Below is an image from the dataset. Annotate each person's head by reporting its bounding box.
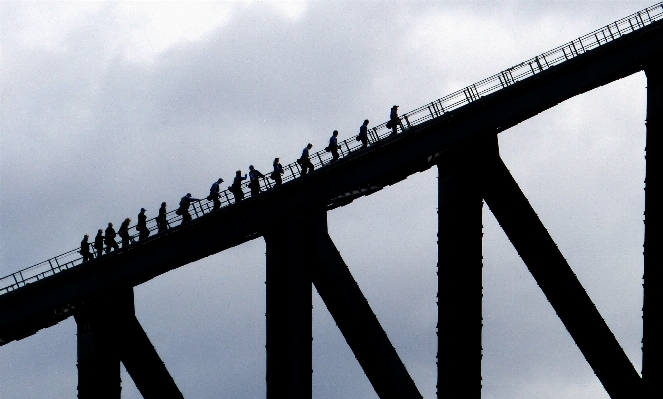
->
[140,208,146,213]
[333,130,338,136]
[217,178,224,183]
[236,170,242,176]
[98,229,103,234]
[249,165,254,171]
[392,105,399,109]
[186,193,192,197]
[274,157,279,164]
[84,234,89,239]
[161,202,166,208]
[108,222,113,227]
[307,143,313,149]
[124,218,131,223]
[363,119,369,125]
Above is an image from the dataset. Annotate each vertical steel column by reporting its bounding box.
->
[74,298,122,399]
[643,59,663,398]
[437,145,483,399]
[264,218,313,399]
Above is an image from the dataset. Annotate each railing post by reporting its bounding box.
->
[437,143,484,399]
[643,58,663,398]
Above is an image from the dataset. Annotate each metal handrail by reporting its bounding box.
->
[2,2,662,296]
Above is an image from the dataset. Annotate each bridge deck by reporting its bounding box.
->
[2,3,663,345]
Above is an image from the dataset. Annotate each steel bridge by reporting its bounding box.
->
[1,3,662,398]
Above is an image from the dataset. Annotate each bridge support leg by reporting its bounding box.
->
[436,149,483,398]
[307,212,422,399]
[479,135,642,398]
[117,291,184,399]
[74,298,122,399]
[643,59,663,398]
[264,220,313,399]
[75,290,183,399]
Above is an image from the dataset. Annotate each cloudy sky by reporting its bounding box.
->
[0,1,656,398]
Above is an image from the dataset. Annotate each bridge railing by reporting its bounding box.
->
[2,2,662,296]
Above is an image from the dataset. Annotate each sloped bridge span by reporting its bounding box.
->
[1,3,662,398]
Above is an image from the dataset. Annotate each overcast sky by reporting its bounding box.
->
[0,1,656,398]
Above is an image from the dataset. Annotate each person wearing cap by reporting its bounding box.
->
[105,222,119,253]
[299,143,315,176]
[230,171,247,203]
[389,105,400,136]
[94,229,104,257]
[177,193,201,223]
[80,234,94,262]
[156,202,170,232]
[358,120,369,149]
[209,178,225,210]
[248,165,264,197]
[328,130,340,162]
[137,208,150,240]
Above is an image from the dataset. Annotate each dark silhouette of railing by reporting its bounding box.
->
[1,2,662,296]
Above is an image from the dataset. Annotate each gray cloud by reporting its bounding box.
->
[0,1,655,398]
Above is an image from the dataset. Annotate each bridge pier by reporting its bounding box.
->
[264,219,313,399]
[74,296,123,399]
[74,290,183,399]
[643,58,663,398]
[436,146,483,399]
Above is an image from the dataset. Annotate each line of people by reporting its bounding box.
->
[79,108,403,262]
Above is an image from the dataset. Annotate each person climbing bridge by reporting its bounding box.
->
[208,178,224,211]
[248,165,264,197]
[137,208,150,240]
[388,105,400,136]
[94,229,104,258]
[299,143,315,176]
[230,171,247,203]
[271,158,284,186]
[105,222,119,254]
[80,234,94,262]
[358,119,369,149]
[328,130,340,162]
[156,202,170,232]
[119,218,132,247]
[177,193,201,223]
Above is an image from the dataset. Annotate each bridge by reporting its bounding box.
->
[1,3,662,398]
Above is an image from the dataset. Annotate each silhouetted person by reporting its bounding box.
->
[358,119,369,149]
[119,218,131,247]
[248,165,264,196]
[177,193,201,223]
[105,223,119,254]
[157,202,170,232]
[94,229,104,257]
[80,234,94,262]
[328,130,340,162]
[271,158,284,186]
[389,105,400,136]
[231,171,247,203]
[299,143,314,176]
[137,208,150,240]
[209,178,224,210]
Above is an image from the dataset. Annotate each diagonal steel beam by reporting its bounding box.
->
[118,291,183,399]
[307,213,422,399]
[479,135,642,398]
